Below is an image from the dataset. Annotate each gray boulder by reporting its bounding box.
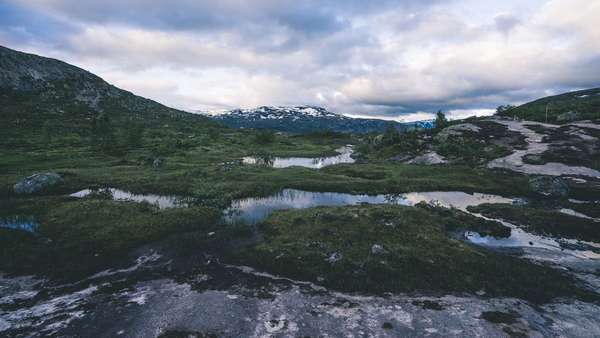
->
[14,172,63,195]
[371,244,388,255]
[326,252,343,264]
[556,111,581,123]
[434,123,481,142]
[406,152,447,165]
[529,176,569,198]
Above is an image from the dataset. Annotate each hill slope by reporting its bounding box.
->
[499,88,600,123]
[201,106,409,134]
[0,45,213,148]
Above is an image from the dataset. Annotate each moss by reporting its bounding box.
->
[468,203,600,242]
[228,205,593,303]
[0,198,221,279]
[158,331,217,338]
[480,311,520,324]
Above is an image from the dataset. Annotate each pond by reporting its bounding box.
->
[242,146,355,169]
[0,216,39,233]
[224,189,515,225]
[70,188,186,209]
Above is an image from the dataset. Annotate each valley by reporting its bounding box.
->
[1,46,600,337]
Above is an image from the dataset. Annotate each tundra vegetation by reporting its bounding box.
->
[1,46,600,310]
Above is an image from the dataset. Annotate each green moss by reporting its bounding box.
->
[468,203,600,242]
[228,205,592,303]
[0,198,221,279]
[481,311,520,324]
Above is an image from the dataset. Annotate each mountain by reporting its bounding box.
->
[200,106,408,134]
[498,87,600,123]
[0,45,212,147]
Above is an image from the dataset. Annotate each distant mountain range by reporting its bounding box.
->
[199,106,432,134]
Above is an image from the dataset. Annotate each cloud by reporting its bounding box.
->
[1,0,599,118]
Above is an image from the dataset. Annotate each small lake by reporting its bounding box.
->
[70,188,186,209]
[0,216,39,233]
[224,189,515,225]
[242,146,355,169]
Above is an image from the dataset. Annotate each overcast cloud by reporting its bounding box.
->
[1,0,599,120]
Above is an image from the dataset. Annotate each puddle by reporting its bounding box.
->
[224,188,600,259]
[70,188,186,209]
[224,189,515,225]
[242,146,354,169]
[0,216,39,233]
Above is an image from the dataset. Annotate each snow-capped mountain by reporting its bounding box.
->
[200,106,408,134]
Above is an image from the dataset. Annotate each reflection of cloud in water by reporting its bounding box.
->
[70,188,185,209]
[224,189,514,225]
[243,146,355,169]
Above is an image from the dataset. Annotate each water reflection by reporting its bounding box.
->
[224,189,514,225]
[70,188,186,209]
[242,146,355,169]
[0,216,39,233]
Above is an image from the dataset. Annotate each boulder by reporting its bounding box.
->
[435,123,481,142]
[529,176,570,198]
[152,158,163,168]
[406,152,447,165]
[14,172,63,195]
[326,252,343,264]
[371,244,388,255]
[556,111,581,123]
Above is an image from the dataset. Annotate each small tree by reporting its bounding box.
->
[91,113,117,153]
[254,129,275,144]
[41,120,54,144]
[123,120,145,148]
[382,124,400,145]
[496,105,516,115]
[435,110,448,130]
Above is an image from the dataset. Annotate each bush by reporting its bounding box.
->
[254,129,275,144]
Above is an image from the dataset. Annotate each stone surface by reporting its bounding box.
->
[371,244,388,255]
[406,152,447,165]
[556,111,581,123]
[13,172,63,195]
[529,176,570,198]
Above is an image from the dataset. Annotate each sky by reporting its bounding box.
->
[1,0,599,122]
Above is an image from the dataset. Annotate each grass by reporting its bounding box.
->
[496,87,600,123]
[227,204,593,303]
[0,197,221,279]
[468,203,600,242]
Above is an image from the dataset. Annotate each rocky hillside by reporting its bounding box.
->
[201,106,410,134]
[498,87,600,123]
[0,45,212,147]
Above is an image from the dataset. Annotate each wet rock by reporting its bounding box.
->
[326,252,342,264]
[152,158,163,168]
[435,123,481,142]
[13,172,63,195]
[529,176,570,198]
[412,300,444,311]
[523,154,545,165]
[371,244,388,255]
[480,311,520,324]
[406,152,447,165]
[556,111,581,123]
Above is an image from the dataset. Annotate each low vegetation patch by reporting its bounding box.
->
[229,204,592,303]
[468,203,600,242]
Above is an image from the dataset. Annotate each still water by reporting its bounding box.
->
[224,189,514,225]
[242,146,355,169]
